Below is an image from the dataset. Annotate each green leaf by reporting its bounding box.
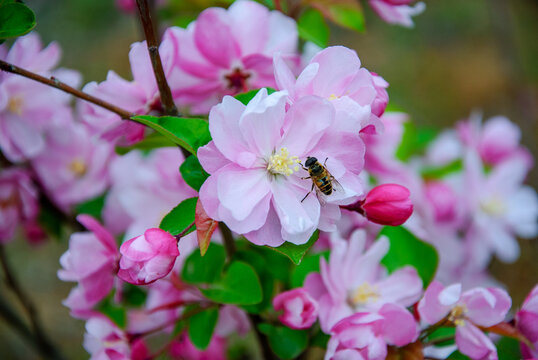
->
[123,283,147,307]
[421,159,463,180]
[74,193,106,220]
[497,336,522,360]
[308,0,365,32]
[115,132,176,155]
[131,115,211,156]
[379,226,439,286]
[258,323,308,359]
[268,230,319,265]
[310,328,330,349]
[448,350,470,360]
[188,307,219,350]
[290,251,328,287]
[298,8,329,48]
[159,197,197,236]
[396,121,437,161]
[234,88,276,105]
[97,295,126,328]
[234,249,275,314]
[0,3,36,39]
[180,155,209,191]
[182,243,226,284]
[427,327,455,347]
[200,261,262,305]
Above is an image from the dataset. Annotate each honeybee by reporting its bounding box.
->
[300,157,343,203]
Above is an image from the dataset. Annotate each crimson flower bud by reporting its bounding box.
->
[344,184,413,226]
[118,228,179,285]
[273,289,319,329]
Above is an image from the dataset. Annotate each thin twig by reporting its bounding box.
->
[0,245,65,360]
[218,222,236,261]
[174,221,196,242]
[135,0,178,116]
[0,60,134,119]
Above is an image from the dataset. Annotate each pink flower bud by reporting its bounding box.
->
[361,184,413,226]
[118,228,179,285]
[273,289,319,329]
[517,285,538,359]
[371,72,389,117]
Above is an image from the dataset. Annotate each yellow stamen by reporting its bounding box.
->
[448,304,467,326]
[68,159,87,177]
[266,147,300,176]
[7,96,24,115]
[328,94,339,101]
[350,282,380,306]
[480,196,505,216]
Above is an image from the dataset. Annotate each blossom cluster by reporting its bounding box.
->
[0,0,536,359]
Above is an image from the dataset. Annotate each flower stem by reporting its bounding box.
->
[0,245,65,360]
[218,222,236,261]
[174,221,196,242]
[0,60,134,119]
[135,0,178,117]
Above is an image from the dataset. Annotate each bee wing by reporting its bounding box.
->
[314,186,328,206]
[314,170,345,205]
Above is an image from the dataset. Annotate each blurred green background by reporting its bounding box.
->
[1,0,537,358]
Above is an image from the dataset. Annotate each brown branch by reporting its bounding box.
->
[174,221,196,242]
[218,222,236,261]
[135,0,178,116]
[0,245,65,360]
[0,60,134,120]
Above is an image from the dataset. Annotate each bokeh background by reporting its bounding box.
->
[1,0,537,358]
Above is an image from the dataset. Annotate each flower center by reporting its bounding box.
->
[68,159,87,177]
[480,196,505,216]
[7,96,23,115]
[267,147,300,176]
[448,304,468,326]
[328,94,340,100]
[225,67,251,93]
[350,282,380,307]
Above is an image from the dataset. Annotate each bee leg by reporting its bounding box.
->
[323,157,328,166]
[301,176,311,180]
[301,183,315,203]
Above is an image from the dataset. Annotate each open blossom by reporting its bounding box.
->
[325,304,418,360]
[118,228,180,285]
[58,215,119,318]
[168,0,299,114]
[198,89,365,246]
[418,281,511,360]
[79,35,176,144]
[83,316,149,360]
[274,46,385,134]
[304,230,422,332]
[102,148,196,239]
[368,0,425,28]
[0,168,40,243]
[516,284,538,359]
[31,122,114,212]
[0,33,81,162]
[273,288,319,329]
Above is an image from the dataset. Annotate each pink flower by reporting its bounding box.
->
[517,285,538,359]
[58,215,119,318]
[368,0,425,28]
[198,89,365,247]
[424,181,461,225]
[418,281,511,360]
[102,148,196,239]
[274,46,384,134]
[273,288,319,329]
[346,183,413,226]
[31,122,114,211]
[0,168,40,243]
[168,0,299,114]
[304,230,422,332]
[83,316,149,360]
[169,333,226,360]
[118,228,179,285]
[0,33,81,162]
[325,304,418,360]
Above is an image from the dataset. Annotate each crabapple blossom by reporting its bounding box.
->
[58,215,119,318]
[368,0,426,28]
[167,0,299,114]
[31,122,114,212]
[304,230,422,332]
[0,33,81,162]
[325,304,418,360]
[273,288,319,329]
[516,284,538,359]
[102,148,196,239]
[169,333,226,360]
[274,46,384,134]
[343,183,413,226]
[418,281,511,360]
[118,228,180,285]
[0,168,40,243]
[198,89,365,246]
